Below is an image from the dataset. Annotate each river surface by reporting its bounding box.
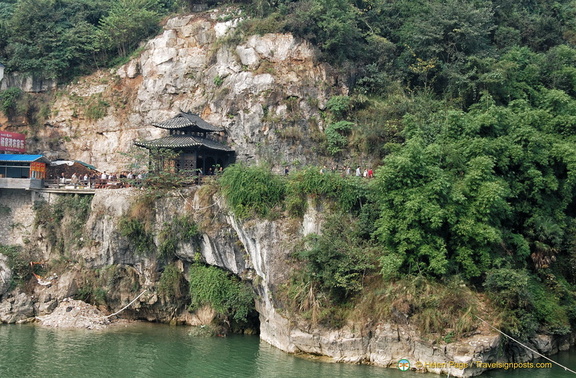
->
[0,323,574,378]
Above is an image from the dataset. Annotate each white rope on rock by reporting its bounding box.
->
[104,289,148,319]
[176,190,221,211]
[192,199,221,211]
[475,315,576,375]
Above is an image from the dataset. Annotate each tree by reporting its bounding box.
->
[96,0,162,57]
[295,213,376,303]
[374,93,576,278]
[282,0,363,62]
[3,0,105,79]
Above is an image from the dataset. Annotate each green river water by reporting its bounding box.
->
[0,323,574,378]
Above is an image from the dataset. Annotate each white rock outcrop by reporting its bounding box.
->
[0,254,11,296]
[36,298,109,330]
[32,10,344,174]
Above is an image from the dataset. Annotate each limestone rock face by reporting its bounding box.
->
[28,9,344,174]
[0,189,37,246]
[0,290,34,324]
[0,254,11,296]
[0,72,57,92]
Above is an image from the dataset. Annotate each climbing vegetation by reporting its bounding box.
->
[117,195,156,255]
[0,87,23,116]
[0,244,40,289]
[188,263,255,324]
[118,217,155,255]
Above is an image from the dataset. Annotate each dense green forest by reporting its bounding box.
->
[221,0,576,340]
[0,0,189,79]
[2,0,576,341]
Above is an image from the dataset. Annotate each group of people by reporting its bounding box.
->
[56,166,227,189]
[94,171,146,188]
[353,166,374,178]
[316,165,374,178]
[59,171,145,189]
[57,164,375,189]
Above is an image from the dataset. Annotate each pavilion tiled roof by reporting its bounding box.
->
[152,112,224,132]
[134,135,233,152]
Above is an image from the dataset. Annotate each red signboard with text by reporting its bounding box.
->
[30,162,46,179]
[0,131,26,153]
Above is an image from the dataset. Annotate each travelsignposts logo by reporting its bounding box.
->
[398,359,410,371]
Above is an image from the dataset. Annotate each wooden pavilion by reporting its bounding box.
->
[134,112,234,175]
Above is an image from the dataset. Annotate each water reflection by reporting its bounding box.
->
[0,323,573,378]
[0,323,429,378]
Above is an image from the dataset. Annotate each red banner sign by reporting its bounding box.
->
[0,131,26,153]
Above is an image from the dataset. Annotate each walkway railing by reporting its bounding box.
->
[43,175,207,190]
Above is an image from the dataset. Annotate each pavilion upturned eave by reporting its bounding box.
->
[134,135,233,152]
[151,112,224,133]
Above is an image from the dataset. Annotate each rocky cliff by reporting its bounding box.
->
[1,187,574,377]
[16,8,345,174]
[0,8,574,378]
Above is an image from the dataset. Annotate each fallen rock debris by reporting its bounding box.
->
[36,298,110,330]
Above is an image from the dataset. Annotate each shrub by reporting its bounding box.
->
[75,285,107,305]
[326,95,351,119]
[294,213,376,303]
[325,121,353,155]
[188,264,254,324]
[484,268,571,338]
[484,268,530,309]
[243,12,286,34]
[0,87,23,116]
[118,217,155,255]
[85,96,109,120]
[219,164,285,219]
[285,166,367,215]
[528,279,570,335]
